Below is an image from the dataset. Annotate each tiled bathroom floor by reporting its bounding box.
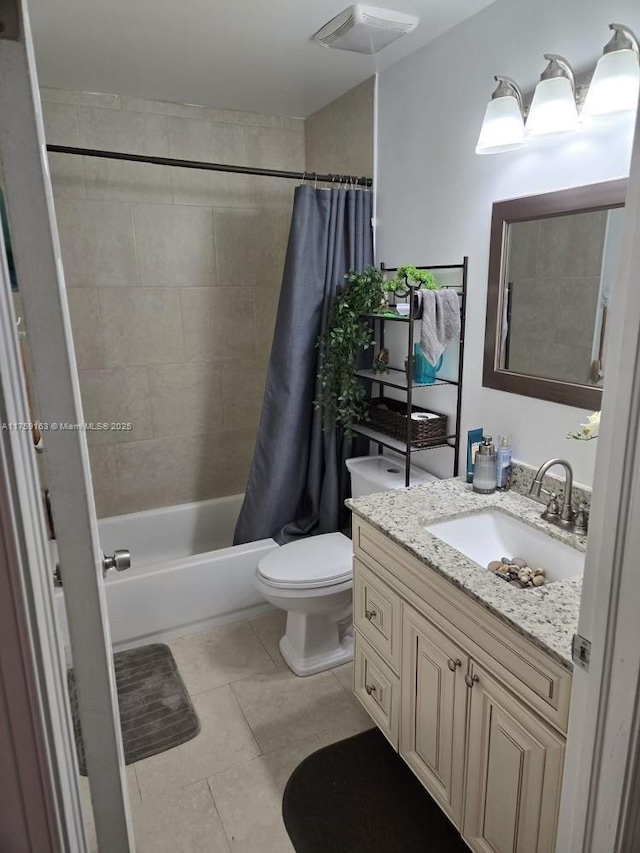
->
[80,610,373,852]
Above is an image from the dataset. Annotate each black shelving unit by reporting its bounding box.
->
[353,258,468,487]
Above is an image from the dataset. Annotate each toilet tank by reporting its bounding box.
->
[345,455,438,498]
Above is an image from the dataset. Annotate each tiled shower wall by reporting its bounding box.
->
[41,88,304,517]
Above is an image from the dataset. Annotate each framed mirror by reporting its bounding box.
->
[482,179,627,409]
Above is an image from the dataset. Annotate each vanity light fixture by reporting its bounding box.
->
[582,24,640,119]
[475,76,528,155]
[526,54,580,137]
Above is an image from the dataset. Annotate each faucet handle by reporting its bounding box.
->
[574,501,589,535]
[545,491,560,517]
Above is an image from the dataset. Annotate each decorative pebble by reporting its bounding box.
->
[512,557,527,568]
[533,567,546,577]
[487,560,502,573]
[533,575,545,587]
[518,570,531,584]
[500,557,511,565]
[509,579,524,588]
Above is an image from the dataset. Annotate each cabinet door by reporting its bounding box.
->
[463,662,565,853]
[401,605,469,827]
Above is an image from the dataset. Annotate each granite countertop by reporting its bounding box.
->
[347,478,585,671]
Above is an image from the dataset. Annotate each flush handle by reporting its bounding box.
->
[447,658,461,672]
[102,549,131,577]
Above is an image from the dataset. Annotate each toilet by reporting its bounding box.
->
[255,455,438,676]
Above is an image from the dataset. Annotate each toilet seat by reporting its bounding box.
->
[257,532,352,590]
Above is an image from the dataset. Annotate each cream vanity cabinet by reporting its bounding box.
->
[352,517,571,853]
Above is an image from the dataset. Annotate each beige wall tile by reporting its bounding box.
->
[181,287,256,362]
[78,366,152,447]
[114,428,255,512]
[77,106,169,156]
[132,780,230,852]
[55,198,137,288]
[246,126,305,172]
[147,362,224,439]
[120,96,210,121]
[49,152,86,200]
[84,160,173,204]
[305,77,374,178]
[213,209,289,288]
[250,175,297,210]
[88,446,121,518]
[133,204,215,286]
[206,107,281,128]
[98,288,185,367]
[167,116,249,164]
[221,359,267,431]
[253,287,280,360]
[42,102,79,146]
[41,88,122,109]
[280,117,305,133]
[167,117,251,207]
[67,289,106,369]
[538,210,608,278]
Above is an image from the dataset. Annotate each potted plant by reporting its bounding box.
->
[315,266,385,431]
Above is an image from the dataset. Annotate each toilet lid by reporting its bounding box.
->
[257,532,352,589]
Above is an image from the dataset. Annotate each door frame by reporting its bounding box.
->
[556,107,640,851]
[0,0,134,849]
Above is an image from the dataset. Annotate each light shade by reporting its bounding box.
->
[582,49,640,118]
[526,77,580,137]
[476,95,527,155]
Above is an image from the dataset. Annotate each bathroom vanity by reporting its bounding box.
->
[347,479,584,853]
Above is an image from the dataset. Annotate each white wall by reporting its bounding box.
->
[376,0,640,487]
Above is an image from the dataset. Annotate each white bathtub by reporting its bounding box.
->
[55,494,278,651]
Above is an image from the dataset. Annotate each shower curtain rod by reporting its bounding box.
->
[46,145,373,187]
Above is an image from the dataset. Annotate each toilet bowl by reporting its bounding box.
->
[255,455,438,676]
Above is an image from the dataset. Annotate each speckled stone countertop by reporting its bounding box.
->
[347,479,585,671]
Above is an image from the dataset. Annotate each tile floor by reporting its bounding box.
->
[80,610,373,852]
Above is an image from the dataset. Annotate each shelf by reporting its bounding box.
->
[360,311,412,323]
[352,423,458,455]
[355,368,458,390]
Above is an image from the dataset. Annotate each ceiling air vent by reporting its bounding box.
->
[314,4,419,54]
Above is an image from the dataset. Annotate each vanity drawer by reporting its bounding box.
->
[354,631,400,749]
[354,558,402,672]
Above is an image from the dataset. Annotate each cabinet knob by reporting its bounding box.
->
[447,658,461,672]
[365,683,376,695]
[364,609,377,621]
[464,673,479,689]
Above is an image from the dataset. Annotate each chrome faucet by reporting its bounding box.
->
[528,457,588,534]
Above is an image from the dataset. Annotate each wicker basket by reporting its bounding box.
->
[366,397,448,447]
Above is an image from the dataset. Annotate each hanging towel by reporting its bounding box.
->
[419,290,461,365]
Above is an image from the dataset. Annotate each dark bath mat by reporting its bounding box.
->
[283,728,467,853]
[68,643,200,775]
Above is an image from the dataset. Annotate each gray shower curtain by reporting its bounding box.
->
[234,185,374,545]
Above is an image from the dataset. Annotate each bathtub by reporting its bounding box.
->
[55,494,278,651]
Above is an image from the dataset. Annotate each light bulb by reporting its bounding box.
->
[526,55,579,137]
[582,24,639,118]
[476,77,528,155]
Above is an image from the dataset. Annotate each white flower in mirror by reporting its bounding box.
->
[567,411,600,441]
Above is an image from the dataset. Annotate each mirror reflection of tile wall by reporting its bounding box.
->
[503,208,623,386]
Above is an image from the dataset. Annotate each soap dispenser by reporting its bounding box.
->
[473,436,497,494]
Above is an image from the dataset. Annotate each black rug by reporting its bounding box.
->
[283,728,468,853]
[68,643,200,775]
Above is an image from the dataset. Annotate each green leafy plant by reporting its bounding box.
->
[390,265,439,293]
[315,266,385,431]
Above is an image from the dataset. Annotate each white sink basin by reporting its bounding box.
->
[425,510,584,583]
